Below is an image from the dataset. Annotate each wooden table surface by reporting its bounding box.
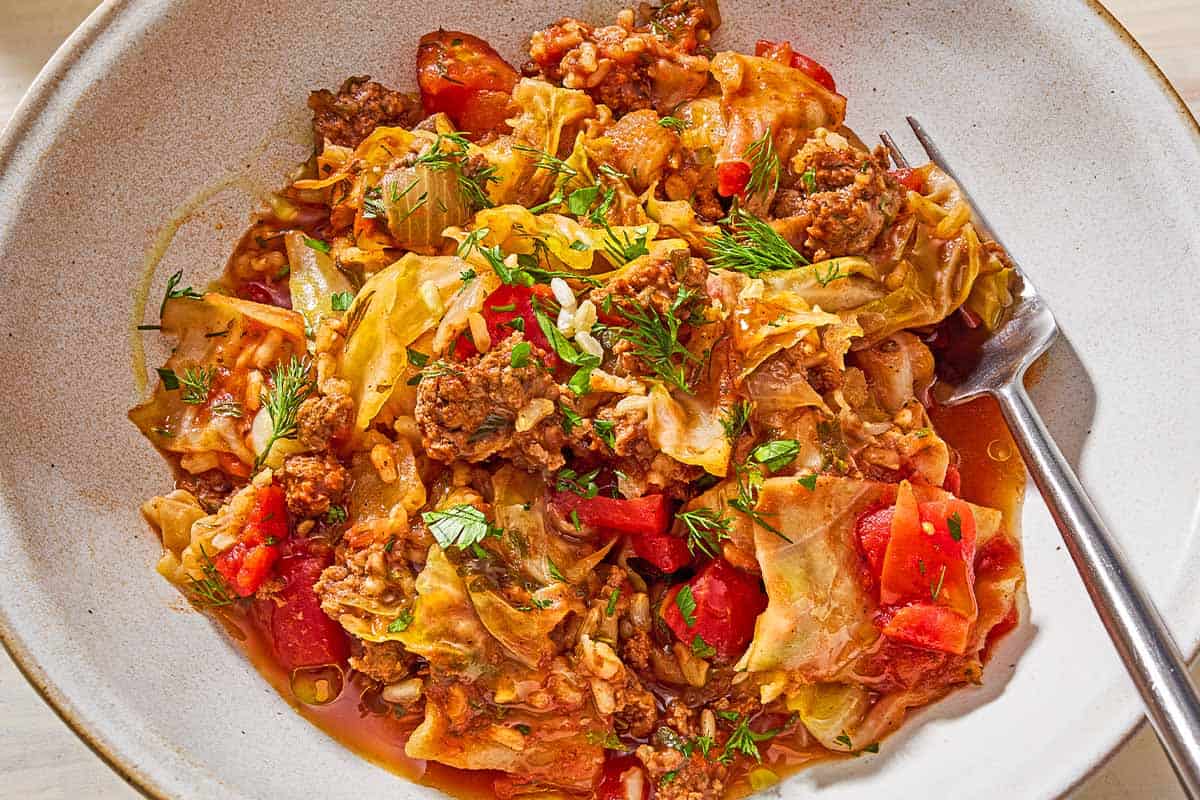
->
[0,1,1197,797]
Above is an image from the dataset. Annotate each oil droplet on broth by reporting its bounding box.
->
[987,439,1012,462]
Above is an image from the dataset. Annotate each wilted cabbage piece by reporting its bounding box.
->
[480,79,597,207]
[284,231,353,333]
[646,383,731,477]
[129,293,307,469]
[394,544,495,671]
[337,253,467,430]
[406,687,605,791]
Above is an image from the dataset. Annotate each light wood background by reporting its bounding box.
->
[0,1,1197,797]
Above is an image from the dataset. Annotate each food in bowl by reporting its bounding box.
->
[130,2,1025,796]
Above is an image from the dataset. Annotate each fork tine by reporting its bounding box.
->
[879,131,910,169]
[905,115,1002,242]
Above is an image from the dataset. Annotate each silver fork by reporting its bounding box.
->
[883,117,1200,798]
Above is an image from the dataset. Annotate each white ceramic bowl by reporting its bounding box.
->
[1,1,1198,798]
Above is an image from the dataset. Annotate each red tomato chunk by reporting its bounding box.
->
[662,560,767,661]
[417,31,517,137]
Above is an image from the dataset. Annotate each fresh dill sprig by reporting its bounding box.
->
[743,128,781,200]
[709,207,810,277]
[513,143,578,180]
[254,356,314,470]
[677,508,731,558]
[658,116,688,133]
[720,400,753,442]
[728,463,791,543]
[413,131,497,211]
[179,366,214,405]
[159,269,203,319]
[187,545,238,607]
[613,286,699,393]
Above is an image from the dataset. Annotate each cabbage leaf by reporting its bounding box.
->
[337,253,468,430]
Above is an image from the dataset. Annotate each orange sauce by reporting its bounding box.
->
[213,397,1026,799]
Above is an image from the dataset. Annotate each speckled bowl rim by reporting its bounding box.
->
[1,1,1197,799]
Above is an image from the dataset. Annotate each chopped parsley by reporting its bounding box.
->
[593,419,616,449]
[691,635,716,659]
[947,511,963,541]
[330,291,354,312]
[422,505,501,551]
[751,439,800,473]
[559,404,583,434]
[606,587,620,616]
[556,467,600,499]
[797,473,818,491]
[509,340,532,368]
[674,585,697,626]
[324,505,348,525]
[387,608,414,633]
[546,557,567,583]
[156,367,180,391]
[406,347,430,367]
[303,236,330,254]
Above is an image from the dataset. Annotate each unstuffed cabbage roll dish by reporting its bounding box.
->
[131,2,1026,797]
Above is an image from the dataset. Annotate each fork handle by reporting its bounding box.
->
[996,380,1200,798]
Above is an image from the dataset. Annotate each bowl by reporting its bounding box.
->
[1,1,1198,797]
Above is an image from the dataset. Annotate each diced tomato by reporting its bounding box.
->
[880,493,977,616]
[596,754,650,800]
[631,527,692,573]
[417,31,518,137]
[942,462,962,495]
[551,492,672,537]
[754,39,837,92]
[453,283,557,364]
[243,484,289,545]
[662,560,767,661]
[716,159,751,197]
[881,604,972,654]
[214,485,290,597]
[889,167,925,192]
[256,554,349,670]
[855,483,980,655]
[854,504,894,577]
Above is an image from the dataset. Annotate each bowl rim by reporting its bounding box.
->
[0,1,1196,798]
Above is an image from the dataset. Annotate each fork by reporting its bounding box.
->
[883,117,1200,798]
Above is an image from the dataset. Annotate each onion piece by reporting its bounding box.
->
[381,165,470,252]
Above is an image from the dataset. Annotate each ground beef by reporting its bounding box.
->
[308,75,422,149]
[635,746,727,800]
[772,143,902,262]
[175,468,236,513]
[414,336,567,472]
[588,252,708,320]
[351,640,415,685]
[614,675,659,738]
[296,392,354,450]
[279,453,349,518]
[524,2,714,115]
[594,404,701,499]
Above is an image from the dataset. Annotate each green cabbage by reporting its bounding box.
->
[284,231,353,334]
[646,383,731,477]
[129,293,307,467]
[337,253,467,430]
